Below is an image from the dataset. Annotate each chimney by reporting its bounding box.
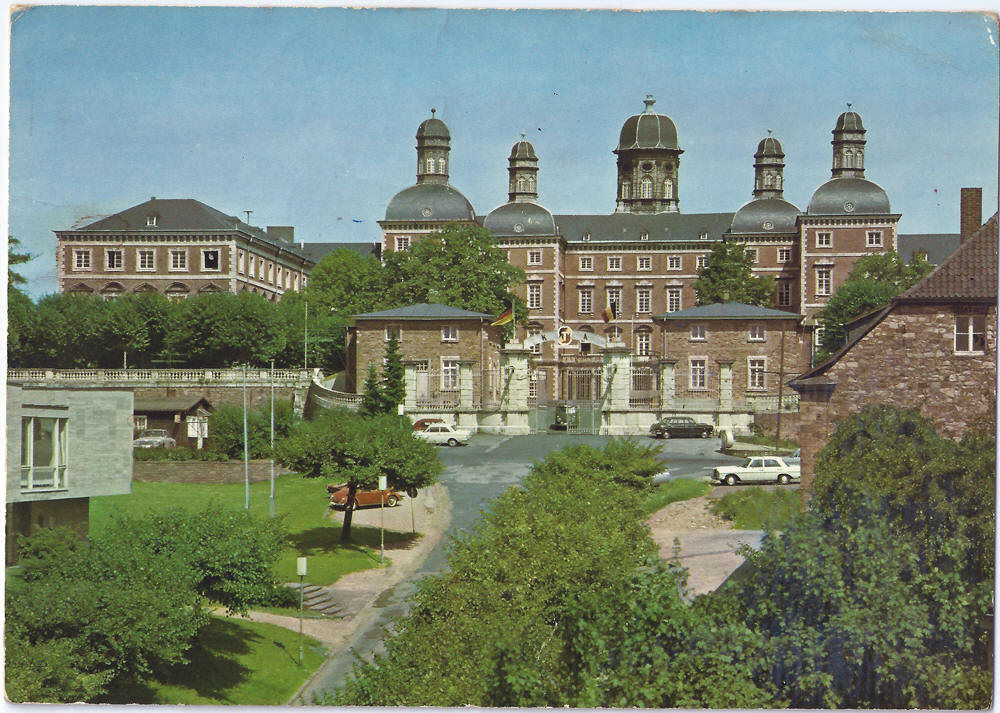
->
[960,188,982,242]
[266,226,295,244]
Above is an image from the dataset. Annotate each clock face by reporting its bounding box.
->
[762,220,774,231]
[421,207,432,217]
[843,201,855,213]
[513,223,524,233]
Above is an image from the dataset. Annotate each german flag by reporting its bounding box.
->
[491,306,514,327]
[601,304,617,323]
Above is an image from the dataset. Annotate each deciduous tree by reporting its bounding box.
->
[693,241,774,307]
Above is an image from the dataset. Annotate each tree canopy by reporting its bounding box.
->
[693,241,775,307]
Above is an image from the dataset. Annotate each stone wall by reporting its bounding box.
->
[133,459,295,484]
[752,411,801,441]
[133,385,300,412]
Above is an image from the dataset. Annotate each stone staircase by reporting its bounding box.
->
[286,582,344,617]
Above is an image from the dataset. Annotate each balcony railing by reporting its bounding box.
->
[8,367,314,386]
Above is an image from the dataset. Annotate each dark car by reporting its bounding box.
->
[649,416,714,439]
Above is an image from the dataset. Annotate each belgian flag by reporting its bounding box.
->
[601,304,617,323]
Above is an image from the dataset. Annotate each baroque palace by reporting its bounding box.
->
[377,97,917,400]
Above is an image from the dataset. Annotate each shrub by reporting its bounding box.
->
[133,446,229,462]
[709,488,802,530]
[209,401,297,460]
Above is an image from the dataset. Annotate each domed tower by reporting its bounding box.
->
[831,104,866,179]
[614,95,683,214]
[753,131,786,200]
[508,135,539,203]
[416,108,451,185]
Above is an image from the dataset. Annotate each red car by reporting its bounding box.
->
[327,484,404,510]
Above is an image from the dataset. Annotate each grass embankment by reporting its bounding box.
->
[641,477,712,516]
[91,475,419,585]
[709,488,802,530]
[733,434,800,451]
[110,616,326,705]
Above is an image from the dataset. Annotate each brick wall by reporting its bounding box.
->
[961,188,983,241]
[752,411,800,441]
[796,302,997,492]
[133,385,299,411]
[133,459,295,484]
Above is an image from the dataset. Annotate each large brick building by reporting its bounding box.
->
[378,100,950,399]
[790,211,998,492]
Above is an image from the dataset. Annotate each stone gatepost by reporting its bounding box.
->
[658,360,676,412]
[458,360,475,410]
[499,344,530,435]
[600,343,632,435]
[717,360,734,411]
[402,360,421,412]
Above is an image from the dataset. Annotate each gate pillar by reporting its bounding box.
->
[658,360,676,411]
[600,344,632,435]
[718,360,734,411]
[458,360,475,410]
[402,360,420,411]
[500,344,530,435]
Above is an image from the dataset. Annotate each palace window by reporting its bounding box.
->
[745,248,759,263]
[527,283,542,309]
[697,254,708,270]
[748,358,766,390]
[606,326,623,342]
[20,416,68,491]
[607,287,622,314]
[395,236,411,251]
[690,324,706,341]
[638,256,651,270]
[699,231,709,240]
[636,331,651,356]
[579,288,593,314]
[527,250,542,266]
[668,255,681,270]
[640,177,653,199]
[689,358,707,390]
[664,179,674,199]
[267,262,274,283]
[621,182,631,200]
[441,359,460,391]
[867,231,883,247]
[106,249,123,270]
[527,325,542,354]
[146,215,158,227]
[816,232,832,248]
[778,247,792,262]
[816,267,832,296]
[441,325,459,342]
[73,249,92,270]
[138,249,155,271]
[425,158,435,173]
[637,288,651,314]
[236,250,245,274]
[777,280,792,306]
[579,256,593,271]
[666,287,682,313]
[749,325,766,341]
[169,249,188,271]
[202,249,220,271]
[608,256,622,271]
[954,315,986,354]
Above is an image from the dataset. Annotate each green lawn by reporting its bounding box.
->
[90,475,420,585]
[709,488,803,530]
[108,615,326,705]
[733,434,800,451]
[641,477,712,516]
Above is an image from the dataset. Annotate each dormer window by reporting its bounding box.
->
[699,231,708,240]
[146,215,158,227]
[640,232,649,241]
[582,232,591,242]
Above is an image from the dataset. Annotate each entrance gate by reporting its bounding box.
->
[529,366,603,435]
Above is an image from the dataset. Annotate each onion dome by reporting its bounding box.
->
[385,183,475,222]
[483,201,555,237]
[835,111,864,132]
[416,115,450,140]
[807,177,890,216]
[755,135,784,159]
[730,198,801,233]
[510,140,536,160]
[616,95,679,151]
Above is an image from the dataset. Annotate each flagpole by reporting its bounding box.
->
[512,297,516,342]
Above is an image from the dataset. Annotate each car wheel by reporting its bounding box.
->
[724,474,738,486]
[662,431,671,439]
[447,438,459,447]
[386,494,399,507]
[701,430,711,439]
[777,474,791,485]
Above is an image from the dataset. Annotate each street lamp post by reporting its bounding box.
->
[297,556,307,665]
[270,359,275,519]
[243,364,249,511]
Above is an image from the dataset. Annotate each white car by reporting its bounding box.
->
[413,423,471,447]
[711,456,800,486]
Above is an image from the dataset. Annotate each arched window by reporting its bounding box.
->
[517,176,527,192]
[834,154,841,168]
[856,152,863,169]
[640,177,653,199]
[621,182,631,200]
[527,177,535,192]
[664,179,674,199]
[776,175,782,189]
[438,158,447,173]
[764,174,774,188]
[425,158,435,173]
[844,151,853,168]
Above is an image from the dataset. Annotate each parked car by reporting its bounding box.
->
[649,417,714,439]
[327,484,404,510]
[411,417,445,432]
[413,423,471,446]
[651,469,672,485]
[132,429,176,449]
[785,448,801,465]
[711,456,801,486]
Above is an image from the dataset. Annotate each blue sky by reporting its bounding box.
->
[9,7,998,298]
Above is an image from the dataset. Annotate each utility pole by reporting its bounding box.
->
[304,301,309,370]
[775,331,785,453]
[269,359,275,519]
[243,364,249,511]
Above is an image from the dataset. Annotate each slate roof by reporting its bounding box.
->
[897,233,961,266]
[353,303,494,320]
[66,198,312,261]
[896,213,998,303]
[653,302,802,321]
[134,397,212,413]
[554,213,734,243]
[299,242,380,263]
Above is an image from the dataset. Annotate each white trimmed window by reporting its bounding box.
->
[267,262,274,283]
[636,331,651,356]
[816,232,832,248]
[528,373,538,400]
[607,287,622,314]
[666,288,682,313]
[748,358,766,390]
[667,255,681,270]
[689,358,707,390]
[640,177,653,199]
[745,248,759,263]
[664,179,674,199]
[579,288,593,314]
[639,232,649,241]
[236,250,245,274]
[169,249,188,271]
[106,249,123,271]
[867,231,883,247]
[441,325,459,342]
[132,415,148,433]
[146,215,158,227]
[814,327,826,347]
[527,250,542,266]
[527,283,542,310]
[202,249,221,271]
[621,182,631,200]
[607,326,623,342]
[395,236,411,251]
[579,256,593,271]
[608,256,622,271]
[749,325,765,341]
[527,326,542,355]
[276,265,283,286]
[699,231,709,240]
[385,325,401,342]
[777,280,791,306]
[138,249,155,271]
[690,324,706,341]
[20,416,68,491]
[778,247,792,263]
[637,288,651,314]
[441,359,459,391]
[816,267,832,296]
[697,255,708,270]
[637,256,652,271]
[954,315,986,353]
[73,249,92,270]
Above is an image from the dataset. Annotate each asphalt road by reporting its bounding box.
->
[296,432,741,703]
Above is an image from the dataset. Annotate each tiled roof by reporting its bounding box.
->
[66,198,312,261]
[553,212,734,243]
[897,233,961,266]
[896,213,998,303]
[353,303,494,320]
[134,397,211,413]
[654,302,802,320]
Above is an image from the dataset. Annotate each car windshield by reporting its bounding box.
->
[741,458,753,467]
